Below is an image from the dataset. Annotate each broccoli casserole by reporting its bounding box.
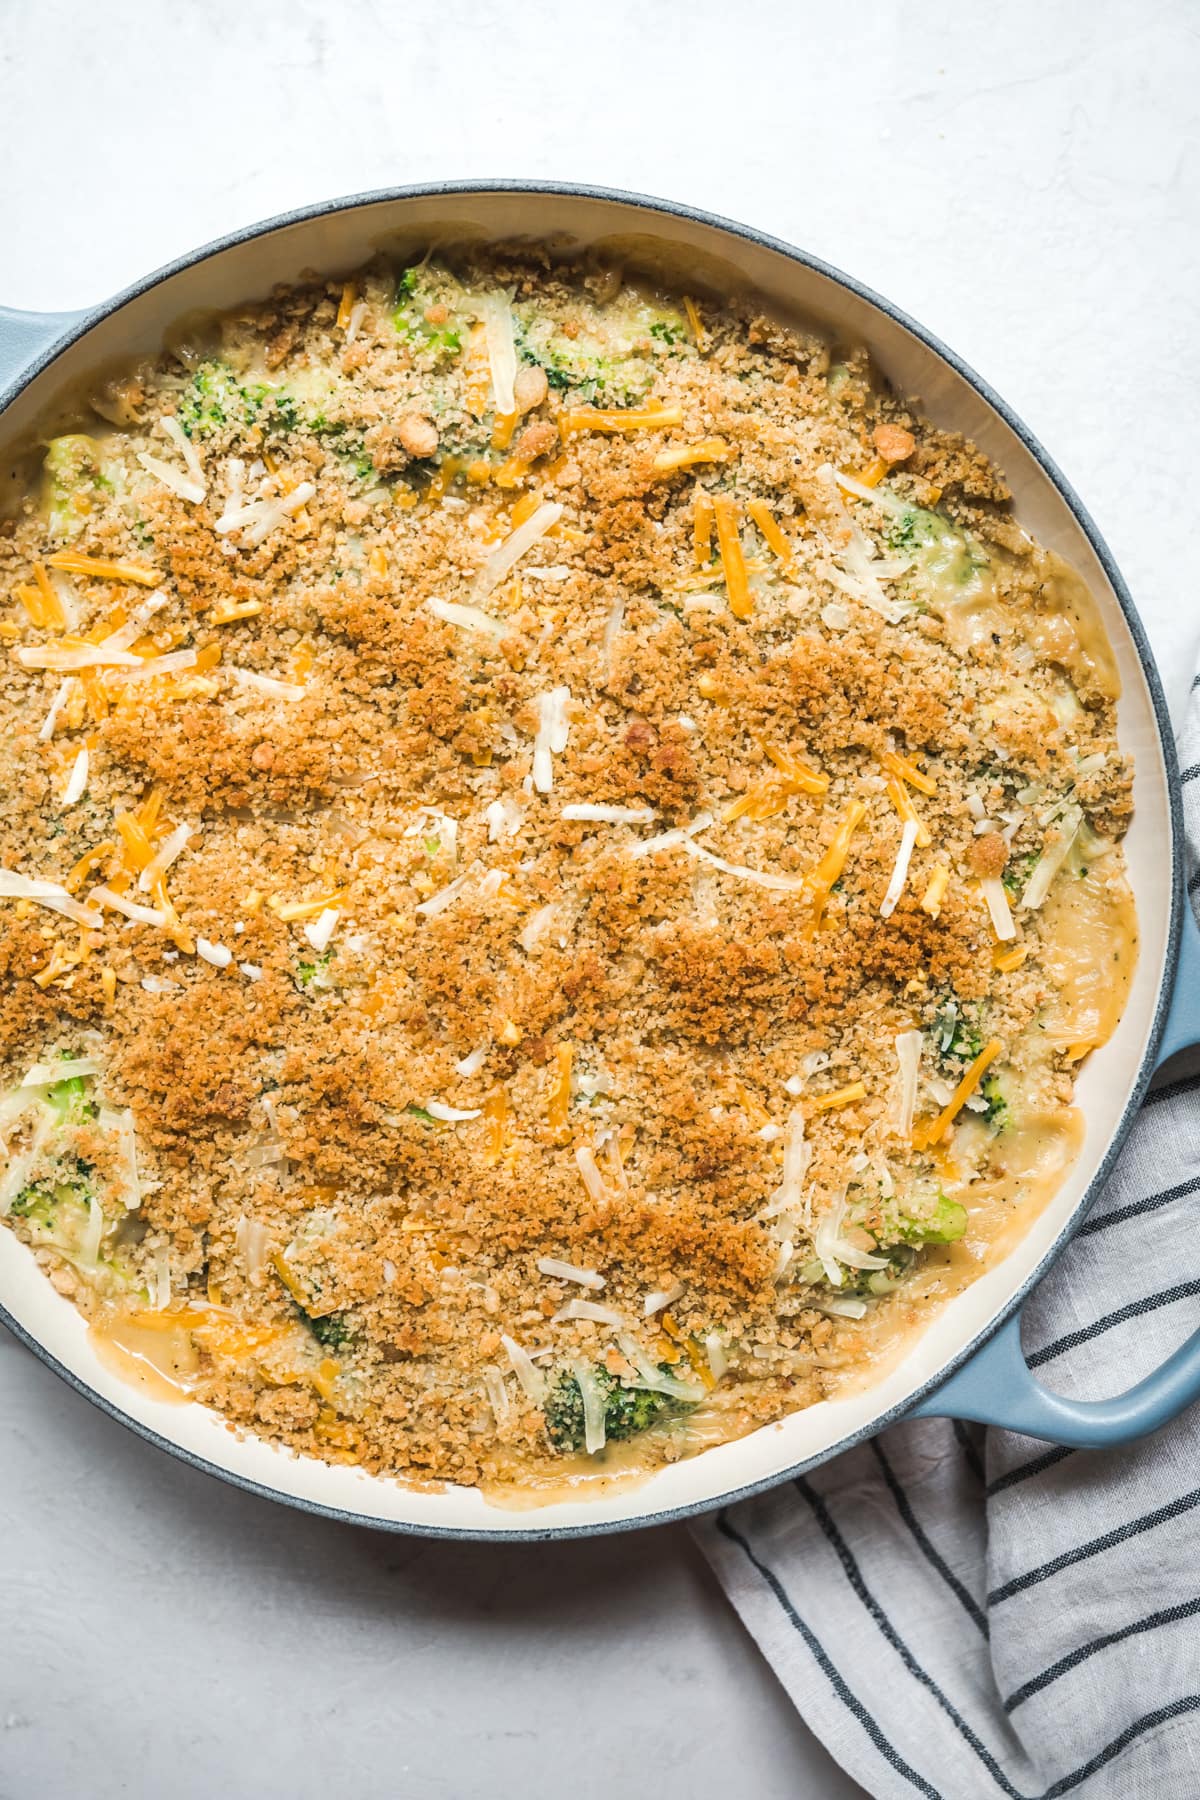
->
[0,248,1136,1496]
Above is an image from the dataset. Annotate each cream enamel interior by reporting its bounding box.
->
[0,188,1175,1535]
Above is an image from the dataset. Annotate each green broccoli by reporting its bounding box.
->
[1002,852,1038,898]
[308,1311,354,1351]
[893,1190,968,1246]
[405,1104,437,1126]
[177,362,267,439]
[41,435,101,540]
[295,948,335,992]
[47,1065,98,1123]
[980,1073,1009,1131]
[931,997,982,1066]
[544,1363,695,1452]
[391,268,464,358]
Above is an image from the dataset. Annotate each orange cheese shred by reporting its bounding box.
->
[712,496,753,621]
[913,1038,1003,1149]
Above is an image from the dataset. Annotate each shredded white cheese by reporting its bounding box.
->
[485,795,523,842]
[425,595,505,636]
[88,886,168,927]
[629,810,714,860]
[61,745,89,806]
[478,501,564,596]
[454,1045,488,1078]
[570,1357,608,1454]
[21,1057,102,1087]
[574,1145,611,1204]
[532,686,572,794]
[892,1030,923,1138]
[518,902,557,952]
[415,873,470,918]
[482,1365,512,1427]
[137,822,193,893]
[215,480,315,546]
[1020,806,1083,909]
[537,1255,605,1291]
[38,679,74,742]
[880,817,920,918]
[196,937,233,967]
[554,1298,626,1327]
[681,838,808,893]
[16,642,140,672]
[230,667,306,702]
[643,1281,685,1316]
[982,876,1017,941]
[479,292,518,415]
[303,908,339,953]
[0,868,101,930]
[562,803,657,824]
[425,1099,482,1122]
[501,1333,546,1401]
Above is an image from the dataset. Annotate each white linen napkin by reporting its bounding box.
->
[694,684,1200,1798]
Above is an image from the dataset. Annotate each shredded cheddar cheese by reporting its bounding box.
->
[693,490,715,566]
[994,944,1029,973]
[559,404,684,438]
[881,749,937,796]
[746,500,796,567]
[810,1081,867,1113]
[886,776,932,849]
[652,437,729,475]
[46,552,161,586]
[712,496,753,620]
[683,296,706,350]
[913,1038,1003,1149]
[921,864,951,918]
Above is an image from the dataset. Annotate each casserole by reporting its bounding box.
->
[1,181,1198,1538]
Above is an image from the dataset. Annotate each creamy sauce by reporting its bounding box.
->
[1028,551,1122,701]
[1040,865,1139,1055]
[89,1316,199,1403]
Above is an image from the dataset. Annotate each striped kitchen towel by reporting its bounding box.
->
[694,699,1200,1797]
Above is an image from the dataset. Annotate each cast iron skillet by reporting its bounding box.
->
[1,182,1198,1540]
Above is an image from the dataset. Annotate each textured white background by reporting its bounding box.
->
[0,3,1196,1796]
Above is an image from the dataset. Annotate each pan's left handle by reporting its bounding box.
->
[910,900,1200,1447]
[0,306,91,397]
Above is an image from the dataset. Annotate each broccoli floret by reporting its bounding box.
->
[295,948,335,992]
[980,1073,1009,1131]
[931,997,982,1066]
[888,504,988,590]
[1002,852,1038,898]
[308,1311,353,1351]
[177,362,266,439]
[391,268,465,359]
[41,435,101,540]
[543,1363,694,1452]
[895,1191,968,1246]
[268,393,301,435]
[47,1059,98,1123]
[9,1173,93,1250]
[649,319,686,347]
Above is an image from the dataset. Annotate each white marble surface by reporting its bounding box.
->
[0,3,1197,1795]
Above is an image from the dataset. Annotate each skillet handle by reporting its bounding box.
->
[908,1312,1200,1447]
[910,901,1200,1446]
[1154,897,1200,1068]
[0,306,90,395]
